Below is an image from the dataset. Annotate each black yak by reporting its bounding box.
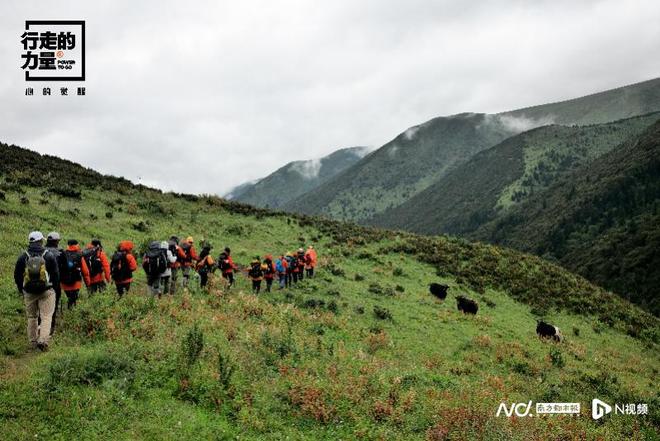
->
[456,295,478,314]
[429,283,449,300]
[536,320,562,342]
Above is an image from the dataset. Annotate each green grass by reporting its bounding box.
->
[0,147,659,439]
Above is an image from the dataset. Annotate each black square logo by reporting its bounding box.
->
[21,20,85,81]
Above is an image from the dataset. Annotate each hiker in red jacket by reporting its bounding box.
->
[84,239,111,293]
[178,236,198,288]
[218,247,237,289]
[110,240,138,297]
[60,239,91,309]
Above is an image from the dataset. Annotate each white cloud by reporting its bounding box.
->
[0,0,659,194]
[291,158,322,180]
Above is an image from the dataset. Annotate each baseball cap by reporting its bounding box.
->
[28,231,44,242]
[47,231,61,241]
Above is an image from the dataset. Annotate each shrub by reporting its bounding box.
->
[20,196,29,204]
[355,306,365,314]
[374,305,392,320]
[549,348,565,368]
[132,220,150,232]
[393,267,404,277]
[354,273,365,282]
[105,211,113,219]
[216,350,235,392]
[395,285,405,293]
[46,349,135,390]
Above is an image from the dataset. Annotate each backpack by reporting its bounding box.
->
[286,255,297,270]
[264,261,275,276]
[110,251,131,282]
[143,241,167,276]
[218,253,231,272]
[60,250,83,285]
[23,250,50,294]
[180,242,192,261]
[248,263,263,279]
[275,259,285,273]
[83,246,104,277]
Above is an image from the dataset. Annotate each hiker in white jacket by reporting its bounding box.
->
[160,241,177,295]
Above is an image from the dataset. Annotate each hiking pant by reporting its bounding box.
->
[89,281,106,294]
[265,278,273,292]
[292,272,299,284]
[278,273,286,289]
[286,272,293,287]
[223,272,234,288]
[182,267,192,287]
[170,268,179,295]
[24,289,55,346]
[162,275,172,295]
[200,271,209,288]
[117,283,131,297]
[298,268,304,281]
[306,267,314,278]
[148,277,162,297]
[65,289,80,309]
[252,280,262,294]
[50,287,62,335]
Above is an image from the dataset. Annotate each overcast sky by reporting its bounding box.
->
[1,0,659,195]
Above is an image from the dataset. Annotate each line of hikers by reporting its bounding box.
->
[13,231,318,351]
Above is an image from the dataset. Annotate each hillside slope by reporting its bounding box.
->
[225,146,370,209]
[371,112,660,236]
[1,143,658,439]
[284,78,660,222]
[472,119,660,316]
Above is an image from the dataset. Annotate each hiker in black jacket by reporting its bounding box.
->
[45,231,64,335]
[14,231,60,351]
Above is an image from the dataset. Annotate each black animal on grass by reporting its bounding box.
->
[429,283,449,300]
[456,295,478,314]
[536,320,562,342]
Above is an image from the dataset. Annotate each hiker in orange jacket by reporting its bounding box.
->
[304,245,318,278]
[196,244,215,289]
[263,254,276,292]
[110,240,138,297]
[85,239,111,293]
[60,239,91,309]
[178,236,198,288]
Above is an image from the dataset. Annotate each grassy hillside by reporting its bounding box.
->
[473,120,660,316]
[1,143,658,440]
[371,113,660,236]
[502,77,660,126]
[284,78,660,223]
[225,147,370,209]
[285,113,517,221]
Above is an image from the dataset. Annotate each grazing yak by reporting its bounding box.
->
[456,295,478,314]
[536,320,562,342]
[429,283,449,300]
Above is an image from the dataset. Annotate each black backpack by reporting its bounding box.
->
[248,263,263,278]
[218,253,231,272]
[61,250,83,285]
[83,246,104,277]
[264,260,275,276]
[143,241,167,276]
[110,251,131,282]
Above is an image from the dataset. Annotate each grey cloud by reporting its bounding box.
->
[1,0,659,194]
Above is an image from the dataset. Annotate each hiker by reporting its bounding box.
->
[143,240,171,298]
[218,247,237,289]
[196,244,215,289]
[45,231,64,335]
[263,254,276,292]
[110,240,137,297]
[14,231,60,351]
[178,236,198,288]
[296,248,306,281]
[84,239,111,294]
[305,245,317,278]
[60,239,91,309]
[248,258,265,294]
[275,254,288,289]
[160,241,177,296]
[285,252,297,285]
[168,236,182,295]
